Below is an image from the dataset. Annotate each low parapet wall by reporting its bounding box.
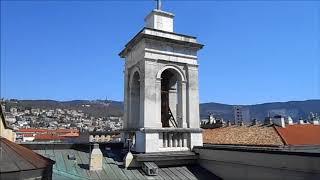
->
[20,142,124,151]
[194,144,320,180]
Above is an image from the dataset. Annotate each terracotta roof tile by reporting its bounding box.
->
[52,129,79,133]
[59,132,79,137]
[203,125,284,146]
[275,124,320,145]
[17,128,47,133]
[17,128,79,134]
[34,134,65,140]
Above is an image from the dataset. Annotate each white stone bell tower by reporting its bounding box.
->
[119,2,203,153]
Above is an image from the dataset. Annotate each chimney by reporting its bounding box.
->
[227,120,231,127]
[252,119,258,125]
[286,116,293,125]
[273,115,285,128]
[264,117,272,125]
[310,113,319,125]
[209,113,216,124]
[299,118,304,125]
[89,143,103,171]
[312,120,319,125]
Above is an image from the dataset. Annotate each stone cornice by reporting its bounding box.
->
[119,28,204,58]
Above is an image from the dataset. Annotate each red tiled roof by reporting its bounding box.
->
[203,125,284,146]
[17,128,79,134]
[34,134,65,141]
[53,129,79,133]
[17,128,47,133]
[275,124,320,145]
[59,132,79,137]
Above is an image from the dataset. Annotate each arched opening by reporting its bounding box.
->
[129,71,140,128]
[161,68,183,128]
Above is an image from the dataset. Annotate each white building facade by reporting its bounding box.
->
[119,7,204,153]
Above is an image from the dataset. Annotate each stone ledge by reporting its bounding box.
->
[121,128,203,133]
[133,151,198,164]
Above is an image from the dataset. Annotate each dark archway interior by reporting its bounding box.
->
[161,69,178,127]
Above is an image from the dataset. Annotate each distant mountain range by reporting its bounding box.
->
[3,99,320,122]
[200,100,320,122]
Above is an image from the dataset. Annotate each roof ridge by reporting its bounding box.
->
[273,126,288,145]
[0,138,24,172]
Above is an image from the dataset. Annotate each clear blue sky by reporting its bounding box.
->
[1,1,319,105]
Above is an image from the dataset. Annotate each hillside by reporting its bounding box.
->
[3,99,320,121]
[3,99,123,118]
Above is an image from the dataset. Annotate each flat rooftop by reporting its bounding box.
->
[199,144,320,154]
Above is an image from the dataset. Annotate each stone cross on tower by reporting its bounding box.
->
[155,0,162,10]
[120,2,204,153]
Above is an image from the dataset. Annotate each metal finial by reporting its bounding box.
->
[155,0,162,10]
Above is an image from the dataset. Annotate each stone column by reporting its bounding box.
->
[181,81,187,128]
[163,132,167,148]
[139,71,145,128]
[178,133,183,147]
[143,60,162,128]
[128,82,133,128]
[168,133,173,147]
[173,133,178,147]
[183,133,187,148]
[187,65,200,128]
[123,66,129,129]
[155,78,162,128]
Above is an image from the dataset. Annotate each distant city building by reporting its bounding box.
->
[1,104,5,113]
[201,113,224,129]
[233,106,250,124]
[309,112,320,125]
[16,128,79,142]
[10,107,18,115]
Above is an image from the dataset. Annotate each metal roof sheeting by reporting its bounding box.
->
[34,146,220,180]
[0,137,55,173]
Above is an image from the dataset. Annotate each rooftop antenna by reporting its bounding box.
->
[155,0,162,10]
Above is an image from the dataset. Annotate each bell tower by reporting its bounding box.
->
[119,2,204,153]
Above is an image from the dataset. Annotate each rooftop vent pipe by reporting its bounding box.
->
[142,162,159,176]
